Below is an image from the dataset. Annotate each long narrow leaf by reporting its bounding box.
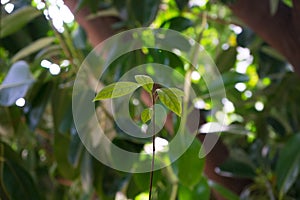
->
[276,134,300,198]
[12,37,55,62]
[0,6,41,38]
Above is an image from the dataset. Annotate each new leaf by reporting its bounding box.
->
[141,108,153,123]
[157,88,183,116]
[134,75,154,94]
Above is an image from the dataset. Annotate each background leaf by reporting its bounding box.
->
[127,0,160,26]
[177,139,205,188]
[12,37,55,62]
[160,17,193,32]
[0,6,41,38]
[0,61,35,106]
[208,180,240,200]
[215,47,237,73]
[275,134,300,198]
[0,143,40,200]
[178,178,210,200]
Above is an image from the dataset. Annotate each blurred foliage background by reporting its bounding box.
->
[1,0,300,199]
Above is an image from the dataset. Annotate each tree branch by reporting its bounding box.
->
[230,0,300,75]
[64,0,119,47]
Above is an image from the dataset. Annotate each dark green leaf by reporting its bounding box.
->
[133,170,161,192]
[276,134,300,198]
[208,180,239,200]
[141,108,153,123]
[68,126,83,167]
[0,6,41,38]
[93,82,140,101]
[157,88,182,116]
[134,75,154,94]
[127,0,160,26]
[215,47,237,73]
[72,26,87,49]
[218,155,256,178]
[54,132,79,179]
[177,139,205,188]
[81,151,93,192]
[160,16,193,32]
[25,81,54,131]
[178,178,210,200]
[0,143,40,200]
[0,61,35,106]
[12,37,55,62]
[175,0,189,10]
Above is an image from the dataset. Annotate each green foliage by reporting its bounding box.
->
[93,82,141,100]
[177,139,205,188]
[0,6,41,38]
[275,134,300,199]
[141,108,153,123]
[0,61,35,106]
[1,0,300,199]
[12,37,55,62]
[134,75,154,94]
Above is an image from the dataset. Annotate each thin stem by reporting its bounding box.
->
[149,94,155,200]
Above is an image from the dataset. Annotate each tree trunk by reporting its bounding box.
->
[230,0,300,75]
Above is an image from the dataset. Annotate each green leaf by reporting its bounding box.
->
[0,6,41,38]
[218,150,256,178]
[127,0,160,26]
[208,180,239,200]
[72,26,87,49]
[133,170,161,192]
[270,0,280,15]
[68,127,83,167]
[160,16,193,32]
[25,81,54,131]
[141,108,153,123]
[93,82,140,101]
[0,61,35,106]
[134,75,154,94]
[261,46,285,61]
[157,88,182,116]
[12,37,55,62]
[81,151,93,192]
[275,134,300,198]
[175,0,189,10]
[177,139,205,188]
[0,143,40,200]
[178,178,210,200]
[54,132,79,179]
[215,47,237,73]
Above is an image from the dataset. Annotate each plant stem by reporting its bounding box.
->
[149,94,156,200]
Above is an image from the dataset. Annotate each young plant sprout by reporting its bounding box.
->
[93,75,183,200]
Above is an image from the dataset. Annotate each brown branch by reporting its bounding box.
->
[64,0,119,47]
[229,0,300,75]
